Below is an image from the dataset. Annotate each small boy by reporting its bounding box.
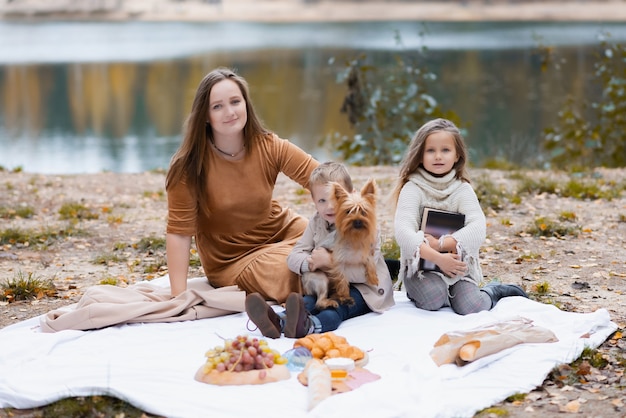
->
[245,161,394,339]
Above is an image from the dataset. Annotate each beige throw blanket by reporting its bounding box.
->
[40,278,246,332]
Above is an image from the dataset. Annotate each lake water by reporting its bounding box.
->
[1,21,625,174]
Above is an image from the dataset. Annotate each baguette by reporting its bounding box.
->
[305,359,332,411]
[458,341,481,361]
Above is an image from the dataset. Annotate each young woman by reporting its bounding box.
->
[165,67,319,302]
[392,118,527,315]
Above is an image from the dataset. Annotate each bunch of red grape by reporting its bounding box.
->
[202,335,288,373]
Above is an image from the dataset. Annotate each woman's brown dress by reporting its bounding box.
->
[166,133,319,303]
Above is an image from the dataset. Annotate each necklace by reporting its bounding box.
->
[210,138,245,158]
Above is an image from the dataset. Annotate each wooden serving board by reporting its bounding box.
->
[194,364,290,385]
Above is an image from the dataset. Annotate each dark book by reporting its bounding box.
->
[419,208,465,272]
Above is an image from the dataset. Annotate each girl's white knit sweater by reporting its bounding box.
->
[393,168,486,290]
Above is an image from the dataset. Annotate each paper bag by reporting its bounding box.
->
[430,317,558,366]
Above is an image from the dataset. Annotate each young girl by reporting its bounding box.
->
[392,118,527,315]
[246,161,394,338]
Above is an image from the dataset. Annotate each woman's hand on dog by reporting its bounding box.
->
[308,248,332,272]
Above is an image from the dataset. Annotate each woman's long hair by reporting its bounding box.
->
[165,67,268,218]
[390,118,470,211]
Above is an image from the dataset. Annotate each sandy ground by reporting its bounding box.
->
[2,167,625,328]
[2,0,626,22]
[0,167,625,417]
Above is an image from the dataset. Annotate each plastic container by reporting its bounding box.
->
[282,347,313,372]
[324,357,355,380]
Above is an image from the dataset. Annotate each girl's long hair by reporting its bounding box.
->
[165,67,268,218]
[390,118,470,211]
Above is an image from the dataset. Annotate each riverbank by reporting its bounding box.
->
[2,0,626,22]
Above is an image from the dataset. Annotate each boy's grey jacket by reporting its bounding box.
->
[287,212,395,313]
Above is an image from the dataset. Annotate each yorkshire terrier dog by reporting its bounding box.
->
[302,179,379,310]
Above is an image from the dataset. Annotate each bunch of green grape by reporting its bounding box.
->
[202,335,288,373]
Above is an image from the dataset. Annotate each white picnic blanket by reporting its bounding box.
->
[0,276,616,418]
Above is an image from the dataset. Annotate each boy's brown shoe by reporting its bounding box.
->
[245,293,282,339]
[284,292,312,338]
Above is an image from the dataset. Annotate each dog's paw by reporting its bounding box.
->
[316,299,339,309]
[338,296,355,306]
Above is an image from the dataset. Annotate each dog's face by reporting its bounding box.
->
[329,178,377,242]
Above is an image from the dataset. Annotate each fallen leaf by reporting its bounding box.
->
[526,392,545,401]
[612,398,624,407]
[575,361,591,376]
[560,399,580,413]
[569,265,582,269]
[546,388,567,399]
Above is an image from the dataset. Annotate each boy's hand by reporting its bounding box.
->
[307,247,332,272]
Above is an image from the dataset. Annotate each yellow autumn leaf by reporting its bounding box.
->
[569,265,582,269]
[560,399,580,413]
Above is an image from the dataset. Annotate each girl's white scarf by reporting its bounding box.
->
[407,167,462,202]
